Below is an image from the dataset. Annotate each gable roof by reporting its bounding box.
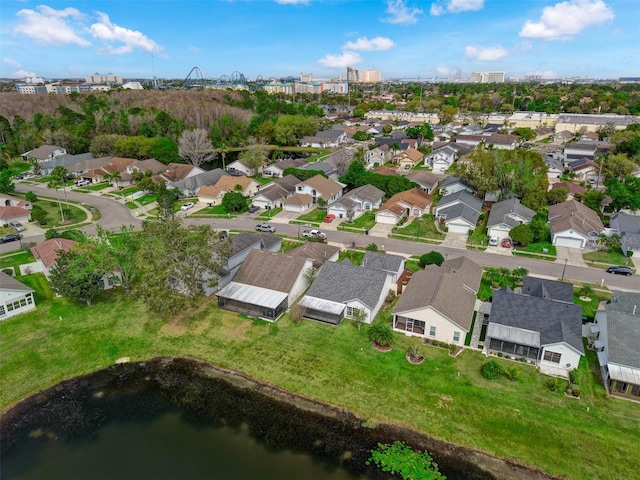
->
[550,182,586,195]
[487,198,536,229]
[304,261,389,310]
[287,242,340,269]
[0,271,34,294]
[297,174,343,198]
[605,310,640,369]
[438,256,483,293]
[129,158,167,174]
[24,145,64,159]
[548,200,604,237]
[163,163,200,181]
[283,193,313,206]
[395,148,424,163]
[393,268,476,331]
[344,184,385,203]
[30,238,77,269]
[232,249,308,293]
[0,206,30,220]
[439,175,474,192]
[489,289,584,353]
[169,169,228,192]
[405,171,439,188]
[610,212,640,234]
[521,276,574,303]
[438,190,483,211]
[380,188,433,211]
[362,251,405,274]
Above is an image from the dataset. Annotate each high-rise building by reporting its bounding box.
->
[85,74,123,84]
[347,67,358,82]
[299,73,313,83]
[470,71,506,83]
[346,67,382,83]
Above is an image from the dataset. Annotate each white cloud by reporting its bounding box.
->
[89,12,162,54]
[3,57,22,67]
[188,46,200,53]
[436,66,451,76]
[382,0,423,25]
[342,36,395,52]
[519,0,614,40]
[14,5,90,46]
[275,0,310,4]
[430,0,484,16]
[318,51,362,69]
[465,45,508,61]
[11,69,40,80]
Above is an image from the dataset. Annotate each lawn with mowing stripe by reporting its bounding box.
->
[0,287,638,480]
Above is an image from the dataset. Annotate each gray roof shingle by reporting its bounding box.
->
[232,249,308,293]
[521,276,574,303]
[362,251,404,275]
[487,198,536,229]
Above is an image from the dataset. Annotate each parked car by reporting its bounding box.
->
[302,229,326,240]
[75,179,91,187]
[488,236,498,246]
[323,214,336,223]
[181,202,195,211]
[501,238,512,248]
[256,223,276,233]
[0,234,21,244]
[606,266,633,276]
[8,221,26,232]
[248,205,260,213]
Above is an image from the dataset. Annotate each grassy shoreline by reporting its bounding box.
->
[1,287,639,479]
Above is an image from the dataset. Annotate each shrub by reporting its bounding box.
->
[368,323,394,347]
[504,366,522,382]
[497,352,503,357]
[25,191,37,202]
[548,377,564,392]
[569,369,579,384]
[419,251,445,267]
[407,343,421,359]
[572,388,581,397]
[481,360,503,380]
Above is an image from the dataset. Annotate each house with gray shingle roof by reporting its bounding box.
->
[521,277,573,304]
[286,242,340,269]
[261,158,306,178]
[0,272,36,321]
[294,174,344,204]
[424,143,469,172]
[39,153,95,177]
[216,249,312,321]
[252,175,300,209]
[609,212,640,257]
[361,251,406,283]
[297,261,391,325]
[594,291,640,401]
[169,169,228,197]
[21,145,66,163]
[486,281,584,378]
[435,190,482,234]
[438,175,474,196]
[392,256,482,346]
[487,198,536,240]
[327,184,385,221]
[405,171,440,194]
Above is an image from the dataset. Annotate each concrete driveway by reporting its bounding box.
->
[555,246,587,267]
[440,232,468,250]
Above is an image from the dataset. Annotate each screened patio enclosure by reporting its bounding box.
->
[486,323,540,360]
[216,283,288,321]
[393,315,426,335]
[297,296,345,325]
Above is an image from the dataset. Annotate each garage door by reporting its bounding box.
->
[376,214,397,225]
[447,223,470,234]
[555,236,583,248]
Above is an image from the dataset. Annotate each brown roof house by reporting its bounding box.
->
[392,256,482,346]
[252,175,300,210]
[405,171,440,194]
[375,188,433,225]
[294,174,344,205]
[549,200,604,249]
[394,148,424,170]
[21,145,66,163]
[216,249,313,321]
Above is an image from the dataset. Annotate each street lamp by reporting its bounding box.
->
[561,258,568,281]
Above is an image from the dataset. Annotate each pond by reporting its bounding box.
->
[0,357,523,480]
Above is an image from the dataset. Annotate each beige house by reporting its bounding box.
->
[392,256,482,346]
[197,176,259,206]
[294,174,344,204]
[394,148,424,170]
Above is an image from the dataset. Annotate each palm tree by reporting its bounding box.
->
[105,170,122,188]
[511,267,529,285]
[47,175,65,223]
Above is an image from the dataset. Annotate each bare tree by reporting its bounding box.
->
[178,128,216,167]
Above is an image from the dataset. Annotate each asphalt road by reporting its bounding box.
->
[7,183,639,292]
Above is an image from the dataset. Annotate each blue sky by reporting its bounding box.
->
[1,0,638,82]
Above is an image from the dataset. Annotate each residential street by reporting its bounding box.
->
[7,183,640,293]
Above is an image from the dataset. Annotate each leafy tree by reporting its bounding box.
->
[0,170,15,194]
[579,189,605,212]
[599,153,637,181]
[104,170,122,188]
[504,366,522,382]
[419,251,445,267]
[529,211,550,243]
[211,114,249,148]
[509,224,533,246]
[133,216,231,316]
[368,322,394,347]
[178,128,215,167]
[511,267,529,284]
[49,245,107,306]
[95,225,140,290]
[511,127,537,142]
[547,187,569,205]
[382,124,393,134]
[222,191,247,212]
[406,123,434,143]
[25,191,37,202]
[155,182,179,220]
[47,166,68,222]
[45,228,86,242]
[367,441,445,480]
[605,177,640,212]
[30,205,48,225]
[239,147,268,172]
[272,115,319,146]
[152,137,180,164]
[352,131,371,141]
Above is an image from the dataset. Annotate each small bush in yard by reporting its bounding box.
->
[504,366,522,382]
[481,360,503,380]
[569,369,578,384]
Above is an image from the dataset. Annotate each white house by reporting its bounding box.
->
[487,198,536,240]
[434,191,482,234]
[0,272,36,321]
[326,184,385,221]
[364,146,389,169]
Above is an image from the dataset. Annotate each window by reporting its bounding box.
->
[543,351,561,363]
[453,331,460,343]
[346,307,361,319]
[429,326,436,336]
[0,305,5,315]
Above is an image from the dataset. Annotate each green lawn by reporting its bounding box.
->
[33,199,87,227]
[391,215,445,240]
[251,176,274,185]
[137,193,159,205]
[0,251,35,274]
[256,207,282,220]
[340,212,377,230]
[583,249,633,267]
[1,288,638,480]
[516,242,556,256]
[337,249,365,265]
[296,208,327,224]
[573,288,612,320]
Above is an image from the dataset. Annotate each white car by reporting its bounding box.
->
[488,236,498,246]
[302,229,327,240]
[181,202,195,211]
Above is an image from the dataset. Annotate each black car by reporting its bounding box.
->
[606,266,633,276]
[0,234,21,244]
[248,205,260,213]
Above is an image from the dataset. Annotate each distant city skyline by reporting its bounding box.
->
[1,0,638,81]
